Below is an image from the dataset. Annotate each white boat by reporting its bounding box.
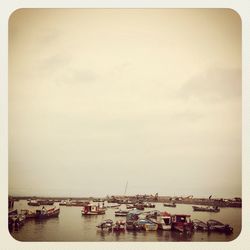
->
[81,204,105,215]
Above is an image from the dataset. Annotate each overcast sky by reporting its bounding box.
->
[9,9,241,198]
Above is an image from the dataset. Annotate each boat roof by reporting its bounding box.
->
[172,214,191,217]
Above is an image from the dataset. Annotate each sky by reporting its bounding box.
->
[9,9,241,198]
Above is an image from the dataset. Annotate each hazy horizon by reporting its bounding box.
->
[9,9,241,199]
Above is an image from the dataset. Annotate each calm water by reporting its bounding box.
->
[10,200,241,242]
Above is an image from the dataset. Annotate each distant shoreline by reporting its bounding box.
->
[9,195,242,208]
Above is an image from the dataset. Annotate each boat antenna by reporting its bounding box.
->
[124,181,128,195]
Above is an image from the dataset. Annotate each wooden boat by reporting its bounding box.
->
[96,219,113,231]
[113,220,126,232]
[28,200,40,206]
[81,204,105,215]
[115,209,130,216]
[8,209,18,216]
[35,207,60,219]
[38,200,54,205]
[134,203,144,210]
[8,214,26,231]
[146,210,172,230]
[126,204,135,209]
[144,202,155,208]
[207,219,233,234]
[171,214,194,233]
[135,218,158,231]
[106,204,120,208]
[20,209,36,219]
[192,206,220,212]
[163,202,176,207]
[126,210,142,231]
[193,219,208,231]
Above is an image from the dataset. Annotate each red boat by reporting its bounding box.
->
[171,214,193,232]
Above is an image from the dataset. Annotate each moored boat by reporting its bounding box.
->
[38,200,54,206]
[192,206,220,212]
[115,209,130,217]
[146,210,172,230]
[207,219,233,234]
[135,218,158,231]
[125,210,142,231]
[106,203,120,208]
[81,204,105,215]
[20,209,36,219]
[144,202,155,208]
[28,200,40,206]
[192,219,208,231]
[171,214,194,233]
[163,202,176,207]
[113,220,126,232]
[35,206,60,219]
[96,219,113,231]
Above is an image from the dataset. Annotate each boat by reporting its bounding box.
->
[146,210,172,230]
[8,213,26,231]
[96,219,113,231]
[135,218,158,231]
[115,209,130,217]
[20,209,36,219]
[28,200,40,206]
[134,203,144,210]
[81,204,105,215]
[207,219,233,234]
[8,209,18,216]
[38,200,54,205]
[35,206,60,219]
[125,209,142,231]
[144,202,155,208]
[160,211,172,230]
[171,214,194,233]
[192,206,220,212]
[113,220,126,232]
[192,219,208,231]
[163,202,176,207]
[106,203,120,208]
[126,204,135,209]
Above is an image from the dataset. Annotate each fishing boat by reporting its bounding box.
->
[38,200,54,205]
[126,204,135,209]
[8,214,26,231]
[81,204,105,215]
[8,209,18,216]
[207,219,233,234]
[192,219,208,231]
[113,220,126,232]
[163,202,176,207]
[134,203,144,210]
[144,202,155,208]
[106,203,120,208]
[126,210,142,231]
[20,209,36,219]
[146,210,172,230]
[192,206,220,212]
[96,219,113,231]
[171,214,194,233]
[135,218,158,231]
[28,200,40,206]
[35,207,60,219]
[115,209,130,217]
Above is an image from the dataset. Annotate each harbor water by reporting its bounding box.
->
[10,200,241,242]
